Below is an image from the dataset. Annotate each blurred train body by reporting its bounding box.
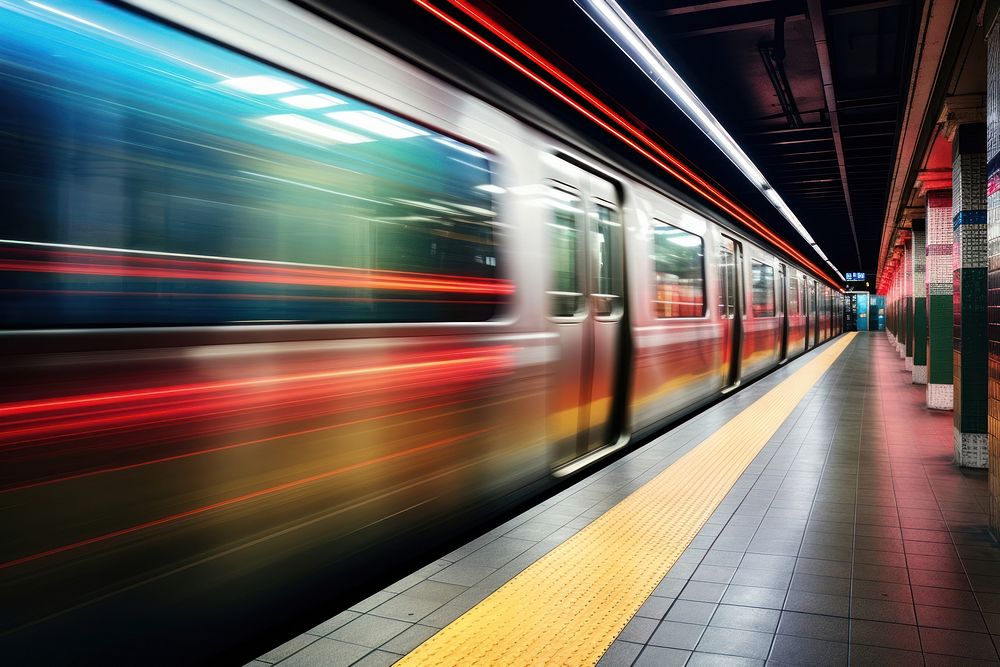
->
[0,0,842,662]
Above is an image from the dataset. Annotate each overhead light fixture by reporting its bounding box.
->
[280,93,346,109]
[326,110,428,139]
[259,114,371,144]
[575,0,844,282]
[222,75,301,95]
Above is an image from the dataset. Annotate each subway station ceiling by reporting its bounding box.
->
[316,0,922,278]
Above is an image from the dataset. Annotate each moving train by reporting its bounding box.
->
[0,0,842,661]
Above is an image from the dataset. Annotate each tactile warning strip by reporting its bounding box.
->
[398,333,856,666]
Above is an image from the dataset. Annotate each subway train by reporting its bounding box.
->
[0,0,843,662]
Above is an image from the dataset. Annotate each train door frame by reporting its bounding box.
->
[778,262,789,362]
[811,280,820,346]
[719,234,744,392]
[544,154,628,475]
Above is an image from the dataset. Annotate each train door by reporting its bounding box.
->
[778,263,789,362]
[545,157,625,470]
[719,235,743,391]
[811,281,820,346]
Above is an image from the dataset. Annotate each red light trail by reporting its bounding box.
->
[413,0,842,290]
[0,426,497,571]
[0,244,514,295]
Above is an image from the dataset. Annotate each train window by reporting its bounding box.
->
[788,272,800,315]
[548,188,584,317]
[0,2,508,327]
[592,202,622,317]
[751,261,776,317]
[651,221,705,318]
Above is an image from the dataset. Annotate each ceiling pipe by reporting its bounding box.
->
[805,0,863,270]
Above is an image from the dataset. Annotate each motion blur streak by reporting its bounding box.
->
[415,0,841,290]
[0,426,497,571]
[0,243,514,295]
[0,346,512,419]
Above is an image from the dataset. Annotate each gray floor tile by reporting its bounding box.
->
[711,604,780,633]
[617,616,658,644]
[768,634,848,666]
[259,635,319,663]
[665,600,718,625]
[680,580,728,603]
[368,594,444,622]
[688,653,764,666]
[276,639,370,667]
[777,611,849,642]
[351,650,402,667]
[597,641,643,667]
[648,620,706,650]
[427,562,496,587]
[635,595,674,619]
[306,611,361,637]
[378,624,438,654]
[634,645,691,666]
[696,626,773,659]
[328,615,411,648]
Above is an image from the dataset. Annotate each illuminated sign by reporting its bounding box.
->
[846,272,866,281]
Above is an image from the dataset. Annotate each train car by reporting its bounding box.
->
[0,0,843,662]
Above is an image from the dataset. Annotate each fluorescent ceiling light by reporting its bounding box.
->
[222,76,301,95]
[326,110,428,139]
[576,0,842,281]
[476,184,506,194]
[281,93,346,109]
[259,114,371,144]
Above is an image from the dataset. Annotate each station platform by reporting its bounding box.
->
[250,332,997,666]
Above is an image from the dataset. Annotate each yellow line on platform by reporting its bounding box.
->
[398,334,856,667]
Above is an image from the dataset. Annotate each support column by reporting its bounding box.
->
[926,189,954,409]
[903,237,913,362]
[986,22,1000,533]
[950,121,988,467]
[912,220,928,384]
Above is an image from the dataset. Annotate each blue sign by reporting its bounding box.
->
[846,272,866,281]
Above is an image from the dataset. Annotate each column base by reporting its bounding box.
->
[927,384,954,410]
[912,365,927,384]
[954,427,989,468]
[905,357,913,371]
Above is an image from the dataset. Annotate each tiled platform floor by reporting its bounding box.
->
[252,333,998,666]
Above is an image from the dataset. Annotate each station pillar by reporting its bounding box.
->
[903,236,913,364]
[986,21,1000,532]
[911,220,928,384]
[925,188,954,410]
[946,112,988,467]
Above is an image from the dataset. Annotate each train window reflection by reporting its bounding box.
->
[548,188,583,317]
[788,272,800,315]
[652,221,705,318]
[751,261,776,318]
[592,203,622,317]
[0,1,507,327]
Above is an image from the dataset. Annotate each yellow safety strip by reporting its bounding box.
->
[398,333,855,666]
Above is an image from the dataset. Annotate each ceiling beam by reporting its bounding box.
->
[826,0,907,16]
[807,0,862,268]
[653,0,774,17]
